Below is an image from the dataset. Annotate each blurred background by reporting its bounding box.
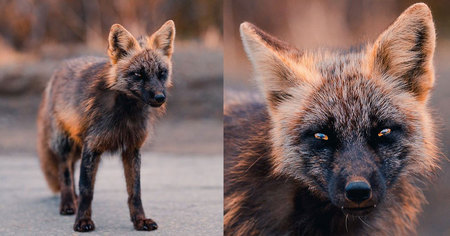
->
[224,0,449,234]
[0,0,223,155]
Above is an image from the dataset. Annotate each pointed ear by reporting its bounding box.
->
[240,22,313,109]
[108,24,141,64]
[369,3,436,102]
[147,20,176,58]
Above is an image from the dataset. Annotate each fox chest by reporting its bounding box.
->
[85,108,150,152]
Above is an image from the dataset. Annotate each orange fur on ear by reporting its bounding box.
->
[108,24,141,64]
[369,3,436,102]
[147,20,176,58]
[240,22,318,109]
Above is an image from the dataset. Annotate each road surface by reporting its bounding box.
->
[0,153,223,235]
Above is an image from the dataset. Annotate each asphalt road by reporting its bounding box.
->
[0,153,223,235]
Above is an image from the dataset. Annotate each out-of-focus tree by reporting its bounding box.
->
[0,0,222,51]
[224,0,450,85]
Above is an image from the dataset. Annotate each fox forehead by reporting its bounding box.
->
[278,50,414,135]
[131,49,168,71]
[315,49,367,77]
[289,47,370,80]
[118,49,169,75]
[297,79,405,137]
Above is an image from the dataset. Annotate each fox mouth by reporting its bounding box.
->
[140,97,164,107]
[149,102,164,107]
[128,91,164,107]
[342,205,376,216]
[143,96,165,107]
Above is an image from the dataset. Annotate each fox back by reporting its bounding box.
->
[225,3,440,235]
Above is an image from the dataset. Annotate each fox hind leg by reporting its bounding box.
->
[51,131,78,215]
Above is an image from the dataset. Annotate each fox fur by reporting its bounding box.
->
[224,3,440,235]
[37,20,175,232]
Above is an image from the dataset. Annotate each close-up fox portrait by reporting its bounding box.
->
[224,3,443,235]
[37,21,175,232]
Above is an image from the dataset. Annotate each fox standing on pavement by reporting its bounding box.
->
[224,3,441,235]
[37,20,175,232]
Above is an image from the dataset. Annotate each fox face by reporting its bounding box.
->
[240,3,438,217]
[107,21,175,107]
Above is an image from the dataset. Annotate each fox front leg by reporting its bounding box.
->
[73,147,101,232]
[122,148,158,231]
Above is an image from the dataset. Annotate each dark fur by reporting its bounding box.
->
[225,4,440,235]
[37,21,175,232]
[225,102,365,235]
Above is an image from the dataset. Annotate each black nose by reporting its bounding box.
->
[154,94,165,103]
[345,181,372,203]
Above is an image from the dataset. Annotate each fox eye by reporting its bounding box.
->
[314,133,328,140]
[158,70,168,79]
[134,72,142,77]
[378,128,391,137]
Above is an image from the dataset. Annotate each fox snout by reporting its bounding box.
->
[329,144,386,216]
[340,177,379,216]
[331,174,385,216]
[151,92,166,107]
[345,180,371,204]
[143,90,166,107]
[154,93,165,103]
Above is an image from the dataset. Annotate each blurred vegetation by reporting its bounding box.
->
[225,0,450,41]
[0,0,222,51]
[225,0,450,88]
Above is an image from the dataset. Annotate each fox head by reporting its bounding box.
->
[241,3,438,217]
[106,21,175,107]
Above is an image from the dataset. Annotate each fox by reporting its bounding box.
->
[224,3,441,236]
[37,20,175,232]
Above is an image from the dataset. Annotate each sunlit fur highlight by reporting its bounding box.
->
[225,3,440,235]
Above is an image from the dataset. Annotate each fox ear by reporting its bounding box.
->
[240,22,311,109]
[108,24,140,64]
[147,20,176,58]
[370,3,436,102]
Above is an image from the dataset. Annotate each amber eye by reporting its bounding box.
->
[314,133,328,140]
[378,128,391,137]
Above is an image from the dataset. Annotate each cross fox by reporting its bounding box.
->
[224,3,440,235]
[37,21,175,232]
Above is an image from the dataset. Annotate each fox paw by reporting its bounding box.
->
[60,202,76,215]
[74,218,95,232]
[134,218,158,231]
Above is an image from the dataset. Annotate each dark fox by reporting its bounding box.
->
[225,3,440,235]
[37,21,175,232]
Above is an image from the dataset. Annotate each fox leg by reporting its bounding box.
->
[73,146,101,232]
[71,154,79,199]
[58,159,77,215]
[52,132,77,215]
[69,146,81,201]
[122,148,158,231]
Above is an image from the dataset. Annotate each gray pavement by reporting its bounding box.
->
[0,153,223,235]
